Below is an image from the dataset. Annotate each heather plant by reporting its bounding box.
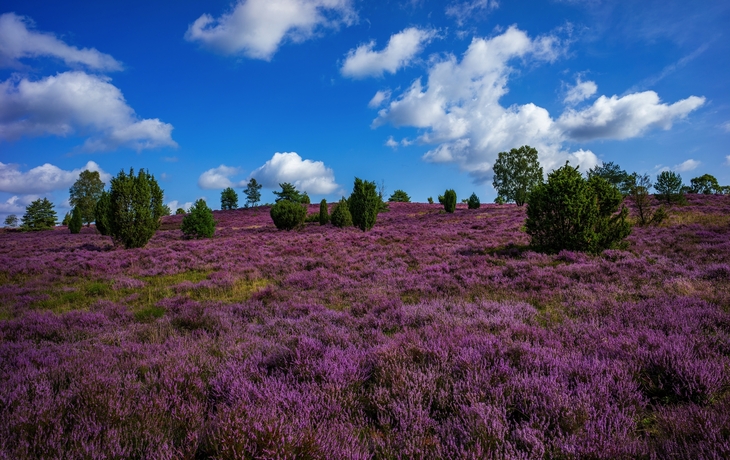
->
[349,177,379,231]
[526,163,631,253]
[95,191,111,236]
[107,168,165,249]
[388,189,411,202]
[21,197,57,230]
[220,187,238,210]
[319,199,329,225]
[655,171,685,204]
[243,178,263,207]
[181,199,216,239]
[69,170,105,226]
[493,145,543,205]
[68,207,83,234]
[270,199,306,230]
[440,189,456,213]
[467,192,480,209]
[330,198,352,228]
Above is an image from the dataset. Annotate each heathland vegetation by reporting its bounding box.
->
[1,148,729,457]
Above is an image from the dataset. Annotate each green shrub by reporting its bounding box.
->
[441,189,457,213]
[319,199,329,225]
[494,196,505,205]
[388,189,411,202]
[220,187,238,210]
[300,192,311,205]
[106,168,165,249]
[526,163,631,254]
[655,171,685,204]
[95,191,111,235]
[349,178,379,231]
[175,208,186,215]
[330,198,353,228]
[270,199,306,230]
[274,182,303,203]
[467,193,480,209]
[21,198,57,230]
[181,199,217,238]
[69,207,83,234]
[427,197,434,204]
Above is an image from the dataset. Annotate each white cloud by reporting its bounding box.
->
[673,159,700,172]
[341,27,436,78]
[185,0,356,60]
[385,136,399,148]
[0,13,123,71]
[563,78,597,105]
[725,155,730,166]
[252,152,338,194]
[0,71,177,151]
[0,160,110,194]
[446,0,499,26]
[167,200,194,212]
[198,165,247,190]
[0,195,24,214]
[368,89,391,108]
[373,26,703,183]
[557,91,705,141]
[722,121,730,133]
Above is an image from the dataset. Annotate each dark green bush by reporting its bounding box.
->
[106,168,165,249]
[349,178,379,231]
[181,199,216,238]
[69,207,83,234]
[95,191,111,235]
[388,190,411,202]
[467,193,480,209]
[175,208,186,215]
[270,199,306,230]
[655,171,685,204]
[21,198,57,231]
[526,163,631,254]
[300,192,311,205]
[440,189,457,213]
[220,187,238,210]
[319,199,329,225]
[427,197,434,204]
[330,198,353,228]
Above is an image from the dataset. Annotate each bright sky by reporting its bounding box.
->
[1,0,729,218]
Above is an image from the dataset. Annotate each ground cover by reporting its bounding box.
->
[1,195,729,458]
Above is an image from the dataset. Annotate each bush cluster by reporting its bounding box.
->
[270,200,306,230]
[467,193,480,209]
[330,198,352,228]
[439,189,457,213]
[181,199,217,238]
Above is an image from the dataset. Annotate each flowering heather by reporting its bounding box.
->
[1,195,729,458]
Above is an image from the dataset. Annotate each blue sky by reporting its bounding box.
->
[1,0,729,219]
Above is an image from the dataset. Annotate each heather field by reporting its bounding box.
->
[1,195,729,459]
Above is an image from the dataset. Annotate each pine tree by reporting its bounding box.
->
[221,187,238,210]
[349,178,379,231]
[21,198,57,230]
[243,178,263,207]
[69,207,83,234]
[319,199,329,225]
[181,199,217,238]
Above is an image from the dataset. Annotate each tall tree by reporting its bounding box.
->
[349,178,379,231]
[4,214,18,228]
[690,174,721,194]
[654,171,684,204]
[492,145,543,206]
[273,182,302,203]
[220,187,238,210]
[69,170,105,226]
[587,161,631,194]
[22,198,57,230]
[243,178,263,207]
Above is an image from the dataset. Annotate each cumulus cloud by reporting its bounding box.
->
[726,155,730,166]
[251,152,338,194]
[198,165,248,190]
[368,89,391,108]
[186,0,356,60]
[446,0,499,26]
[722,121,730,133]
[0,71,177,151]
[557,91,705,141]
[563,78,597,105]
[167,200,194,212]
[0,13,123,71]
[373,26,704,183]
[673,159,700,172]
[0,160,110,194]
[341,27,436,78]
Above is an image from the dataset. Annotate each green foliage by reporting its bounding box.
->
[690,174,721,194]
[493,145,543,206]
[181,199,217,239]
[319,199,329,225]
[494,196,505,205]
[654,171,685,204]
[62,211,71,226]
[467,193,480,209]
[427,197,434,204]
[300,192,311,205]
[388,189,411,202]
[270,199,306,230]
[220,187,238,210]
[243,178,263,207]
[21,198,57,231]
[526,163,631,254]
[441,189,457,213]
[587,161,631,195]
[175,208,186,215]
[106,168,165,249]
[273,182,303,203]
[68,207,83,234]
[69,170,105,226]
[625,173,654,226]
[94,191,111,236]
[349,178,379,231]
[3,214,18,228]
[330,198,353,228]
[161,205,172,216]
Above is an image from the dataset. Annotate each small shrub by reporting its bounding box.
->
[349,178,379,231]
[181,199,216,239]
[388,189,411,202]
[440,189,456,213]
[427,197,434,204]
[270,200,306,230]
[495,196,505,205]
[330,198,353,228]
[319,199,329,225]
[467,193,480,209]
[175,208,186,215]
[69,207,83,234]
